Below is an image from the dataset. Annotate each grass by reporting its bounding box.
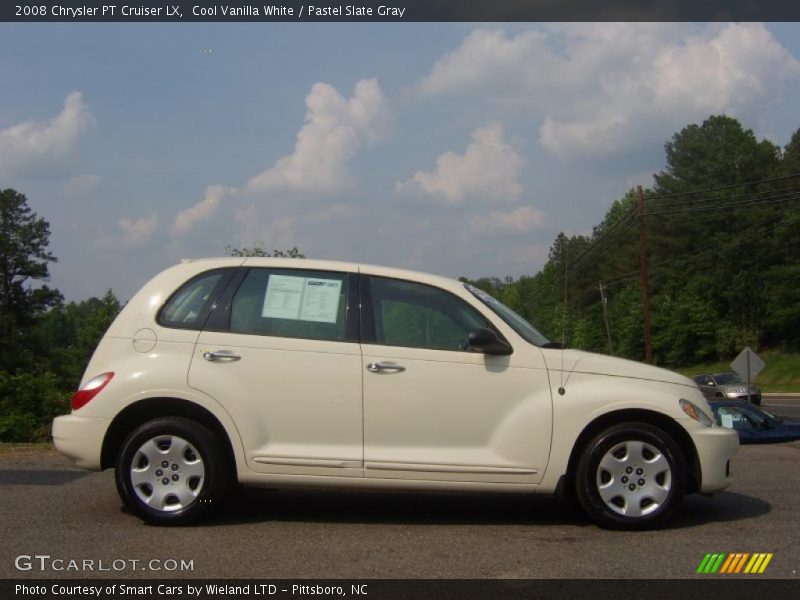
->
[679,350,800,393]
[0,442,53,456]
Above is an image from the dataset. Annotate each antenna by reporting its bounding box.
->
[599,280,613,354]
[559,244,568,396]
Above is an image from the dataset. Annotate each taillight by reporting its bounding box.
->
[72,372,114,411]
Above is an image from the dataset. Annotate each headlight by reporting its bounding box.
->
[679,398,713,427]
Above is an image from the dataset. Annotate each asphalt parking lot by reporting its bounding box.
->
[1,398,799,580]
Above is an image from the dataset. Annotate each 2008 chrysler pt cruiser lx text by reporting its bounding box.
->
[53,258,738,529]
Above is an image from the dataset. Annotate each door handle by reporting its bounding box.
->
[367,361,406,373]
[203,350,241,362]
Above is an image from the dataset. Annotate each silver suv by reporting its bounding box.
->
[694,372,762,405]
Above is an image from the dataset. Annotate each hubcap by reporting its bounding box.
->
[130,435,205,512]
[596,440,671,517]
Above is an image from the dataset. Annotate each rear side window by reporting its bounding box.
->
[158,270,227,329]
[229,268,351,342]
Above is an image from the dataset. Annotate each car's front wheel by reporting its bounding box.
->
[575,422,687,530]
[115,417,230,525]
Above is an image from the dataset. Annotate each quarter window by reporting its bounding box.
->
[159,270,228,329]
[230,268,351,342]
[368,277,491,351]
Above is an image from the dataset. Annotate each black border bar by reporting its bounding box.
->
[4,579,800,600]
[4,1,800,22]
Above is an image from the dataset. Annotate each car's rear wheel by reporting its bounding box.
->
[115,417,230,525]
[575,422,687,530]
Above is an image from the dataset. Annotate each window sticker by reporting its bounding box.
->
[720,413,734,429]
[262,275,342,323]
[262,275,304,320]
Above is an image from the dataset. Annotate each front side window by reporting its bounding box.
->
[465,284,550,347]
[368,277,490,351]
[229,268,351,342]
[159,270,228,329]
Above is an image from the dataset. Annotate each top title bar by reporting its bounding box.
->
[4,1,800,22]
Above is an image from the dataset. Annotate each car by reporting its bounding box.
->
[52,258,738,530]
[708,400,800,444]
[693,372,762,405]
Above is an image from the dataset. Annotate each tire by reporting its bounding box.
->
[115,417,231,525]
[575,422,687,530]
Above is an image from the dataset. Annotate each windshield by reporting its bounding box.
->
[465,284,551,347]
[715,373,743,385]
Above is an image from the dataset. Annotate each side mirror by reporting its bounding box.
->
[468,328,512,355]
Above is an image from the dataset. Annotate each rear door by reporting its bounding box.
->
[187,266,364,478]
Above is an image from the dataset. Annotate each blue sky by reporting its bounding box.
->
[2,22,800,302]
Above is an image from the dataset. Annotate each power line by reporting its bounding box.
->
[645,188,800,216]
[564,190,796,279]
[568,208,637,269]
[646,172,800,203]
[564,208,800,307]
[646,184,797,207]
[563,186,799,275]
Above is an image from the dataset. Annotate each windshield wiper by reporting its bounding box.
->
[541,341,564,349]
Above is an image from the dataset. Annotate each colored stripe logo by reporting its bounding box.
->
[696,553,773,574]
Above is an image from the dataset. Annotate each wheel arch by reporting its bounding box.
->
[562,409,701,497]
[101,397,237,474]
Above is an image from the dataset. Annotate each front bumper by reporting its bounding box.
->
[724,391,762,404]
[686,422,739,493]
[52,414,111,470]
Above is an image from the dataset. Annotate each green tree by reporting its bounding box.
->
[225,244,305,258]
[35,290,122,390]
[0,189,62,372]
[654,115,780,193]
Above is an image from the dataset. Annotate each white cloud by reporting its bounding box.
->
[416,24,800,159]
[171,184,236,237]
[62,174,100,196]
[0,91,94,177]
[397,123,524,204]
[234,210,300,251]
[97,213,158,248]
[541,24,800,157]
[233,202,358,251]
[117,214,159,246]
[417,29,549,97]
[469,206,547,234]
[245,79,387,194]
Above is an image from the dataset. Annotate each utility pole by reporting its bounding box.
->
[598,281,613,355]
[636,185,653,363]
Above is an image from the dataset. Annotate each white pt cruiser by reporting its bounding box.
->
[53,258,738,529]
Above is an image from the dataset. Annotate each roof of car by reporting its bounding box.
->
[178,257,468,293]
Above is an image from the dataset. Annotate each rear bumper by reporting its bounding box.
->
[687,423,739,493]
[52,414,111,470]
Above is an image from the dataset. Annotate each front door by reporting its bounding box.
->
[360,276,552,484]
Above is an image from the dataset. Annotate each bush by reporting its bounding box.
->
[0,371,70,442]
